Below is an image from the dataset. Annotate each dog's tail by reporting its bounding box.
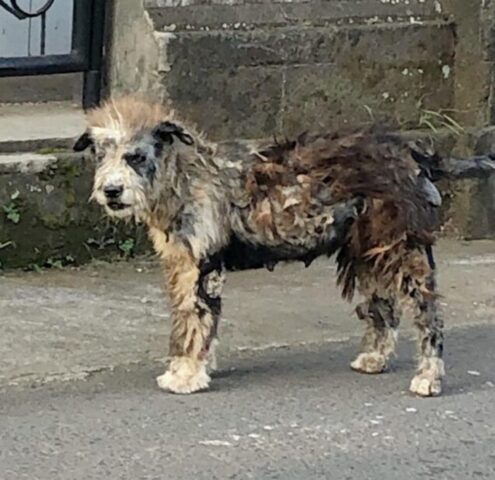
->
[436,154,495,179]
[410,147,495,182]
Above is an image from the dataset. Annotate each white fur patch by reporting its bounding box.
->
[351,352,387,374]
[410,357,444,397]
[157,356,210,394]
[203,270,225,298]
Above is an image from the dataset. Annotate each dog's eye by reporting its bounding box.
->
[95,151,105,163]
[93,147,106,164]
[124,153,147,167]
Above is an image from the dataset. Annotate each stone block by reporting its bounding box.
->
[282,61,454,135]
[148,0,443,31]
[164,23,455,138]
[166,66,283,139]
[167,23,454,69]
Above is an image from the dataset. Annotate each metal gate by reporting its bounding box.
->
[0,0,105,107]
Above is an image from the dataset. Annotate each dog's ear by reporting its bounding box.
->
[73,131,94,152]
[152,121,194,146]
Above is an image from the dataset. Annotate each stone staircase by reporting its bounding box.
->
[1,0,495,269]
[136,0,458,140]
[0,102,84,153]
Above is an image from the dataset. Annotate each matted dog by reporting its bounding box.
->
[74,96,495,396]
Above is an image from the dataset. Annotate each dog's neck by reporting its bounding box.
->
[145,140,225,233]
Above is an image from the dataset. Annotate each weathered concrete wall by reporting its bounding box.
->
[0,154,148,269]
[150,0,458,140]
[442,0,492,128]
[106,0,164,99]
[164,23,455,139]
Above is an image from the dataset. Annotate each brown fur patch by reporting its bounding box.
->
[245,129,437,299]
[149,227,213,358]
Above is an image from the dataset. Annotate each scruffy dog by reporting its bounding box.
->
[74,96,495,396]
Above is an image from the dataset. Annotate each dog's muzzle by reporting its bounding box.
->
[103,184,130,211]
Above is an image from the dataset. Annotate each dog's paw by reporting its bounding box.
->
[350,352,387,374]
[157,357,210,394]
[409,374,442,397]
[410,358,444,397]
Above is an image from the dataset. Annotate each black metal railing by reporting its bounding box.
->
[0,0,56,55]
[0,0,106,108]
[0,0,55,19]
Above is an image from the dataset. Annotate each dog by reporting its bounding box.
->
[74,96,495,396]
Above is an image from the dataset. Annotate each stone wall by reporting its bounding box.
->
[108,1,494,136]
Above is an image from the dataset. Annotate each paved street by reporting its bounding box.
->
[1,239,495,479]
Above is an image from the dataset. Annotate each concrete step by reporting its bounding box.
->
[0,102,85,154]
[146,0,446,31]
[0,73,83,105]
[154,21,455,141]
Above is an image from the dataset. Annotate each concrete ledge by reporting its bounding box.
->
[0,153,57,175]
[166,23,454,69]
[148,0,445,31]
[0,102,85,154]
[0,152,148,269]
[0,73,83,105]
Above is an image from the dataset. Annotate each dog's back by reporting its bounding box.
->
[220,128,439,289]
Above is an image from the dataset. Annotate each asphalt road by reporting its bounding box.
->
[1,239,495,479]
[1,325,495,480]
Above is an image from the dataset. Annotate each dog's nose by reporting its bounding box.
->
[103,184,124,199]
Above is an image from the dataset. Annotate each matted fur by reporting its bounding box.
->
[86,96,191,145]
[75,96,453,396]
[87,96,168,130]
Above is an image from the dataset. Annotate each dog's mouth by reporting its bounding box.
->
[107,201,131,211]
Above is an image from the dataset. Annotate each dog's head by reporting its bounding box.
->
[74,97,194,221]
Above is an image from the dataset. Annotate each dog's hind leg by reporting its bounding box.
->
[153,238,225,394]
[403,272,444,397]
[351,293,400,374]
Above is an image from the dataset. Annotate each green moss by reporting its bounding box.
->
[40,213,68,230]
[119,238,136,257]
[65,190,77,208]
[36,147,68,155]
[56,156,83,178]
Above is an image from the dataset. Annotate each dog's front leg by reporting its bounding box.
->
[155,240,217,394]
